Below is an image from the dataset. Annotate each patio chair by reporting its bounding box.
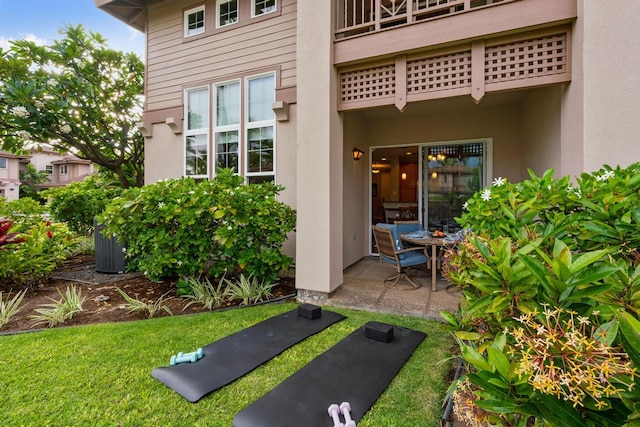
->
[398,206,418,221]
[372,225,428,290]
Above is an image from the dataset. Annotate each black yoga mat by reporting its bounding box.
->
[233,322,426,427]
[151,306,346,402]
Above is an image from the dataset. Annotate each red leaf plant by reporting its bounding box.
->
[0,218,26,249]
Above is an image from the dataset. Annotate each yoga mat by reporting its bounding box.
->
[233,321,426,427]
[151,306,346,402]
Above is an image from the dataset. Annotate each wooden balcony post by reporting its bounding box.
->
[375,0,381,31]
[471,40,485,103]
[395,55,407,111]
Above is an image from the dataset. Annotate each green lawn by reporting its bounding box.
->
[0,303,454,426]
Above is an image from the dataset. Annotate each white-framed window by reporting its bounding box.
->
[0,158,7,169]
[252,0,276,18]
[45,165,53,174]
[184,87,210,178]
[214,80,241,173]
[245,74,275,184]
[184,5,205,37]
[59,164,68,174]
[216,0,238,28]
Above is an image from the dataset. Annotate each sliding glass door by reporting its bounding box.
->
[420,142,485,232]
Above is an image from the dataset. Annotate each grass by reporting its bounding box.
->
[0,303,454,426]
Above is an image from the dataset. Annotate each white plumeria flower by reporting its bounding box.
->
[60,124,72,134]
[158,202,165,208]
[16,130,32,140]
[492,177,506,187]
[462,201,469,210]
[480,188,491,201]
[11,106,30,118]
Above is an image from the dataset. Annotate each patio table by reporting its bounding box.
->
[400,233,449,292]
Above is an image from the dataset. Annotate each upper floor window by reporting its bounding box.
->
[0,158,7,169]
[185,5,205,37]
[217,0,238,28]
[185,87,210,178]
[252,0,276,18]
[59,165,68,175]
[45,165,53,174]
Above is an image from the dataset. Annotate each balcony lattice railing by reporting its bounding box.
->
[336,0,512,39]
[338,27,571,111]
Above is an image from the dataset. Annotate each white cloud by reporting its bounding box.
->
[23,33,48,46]
[0,36,13,50]
[0,33,48,51]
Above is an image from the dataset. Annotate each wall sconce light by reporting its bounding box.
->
[353,148,364,161]
[431,171,438,179]
[401,172,407,180]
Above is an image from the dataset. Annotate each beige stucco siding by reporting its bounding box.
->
[146,0,297,112]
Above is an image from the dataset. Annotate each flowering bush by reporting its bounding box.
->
[98,169,296,284]
[0,220,76,286]
[44,176,123,235]
[444,164,640,426]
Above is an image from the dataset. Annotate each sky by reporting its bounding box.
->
[0,0,145,58]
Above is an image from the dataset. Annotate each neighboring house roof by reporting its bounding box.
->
[94,0,145,33]
[51,155,92,165]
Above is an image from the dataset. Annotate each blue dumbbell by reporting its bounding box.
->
[170,347,204,365]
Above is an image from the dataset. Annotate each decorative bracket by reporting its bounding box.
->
[165,117,183,134]
[272,101,290,122]
[136,122,152,138]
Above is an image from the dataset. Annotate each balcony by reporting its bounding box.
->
[336,0,514,40]
[334,0,577,111]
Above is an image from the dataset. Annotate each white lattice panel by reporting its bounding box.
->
[406,50,472,94]
[340,65,396,103]
[485,33,567,83]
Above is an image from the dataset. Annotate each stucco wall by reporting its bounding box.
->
[578,0,640,172]
[522,86,562,177]
[343,113,367,268]
[358,101,524,182]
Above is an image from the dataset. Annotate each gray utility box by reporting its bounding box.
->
[94,220,126,274]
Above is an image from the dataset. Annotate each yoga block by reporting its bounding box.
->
[298,303,321,319]
[365,323,394,343]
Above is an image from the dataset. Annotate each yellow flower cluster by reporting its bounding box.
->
[509,306,637,408]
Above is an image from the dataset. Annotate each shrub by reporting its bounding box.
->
[0,197,48,231]
[0,220,77,286]
[44,176,123,235]
[444,164,640,427]
[99,169,296,283]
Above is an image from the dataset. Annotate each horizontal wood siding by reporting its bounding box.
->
[146,0,297,111]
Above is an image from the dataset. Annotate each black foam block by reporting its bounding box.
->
[233,321,426,427]
[365,322,394,343]
[298,303,321,319]
[151,307,345,402]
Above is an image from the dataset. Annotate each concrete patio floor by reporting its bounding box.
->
[327,256,461,320]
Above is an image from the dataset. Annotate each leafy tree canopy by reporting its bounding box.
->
[0,25,144,187]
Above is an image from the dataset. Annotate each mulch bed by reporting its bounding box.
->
[0,255,296,334]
